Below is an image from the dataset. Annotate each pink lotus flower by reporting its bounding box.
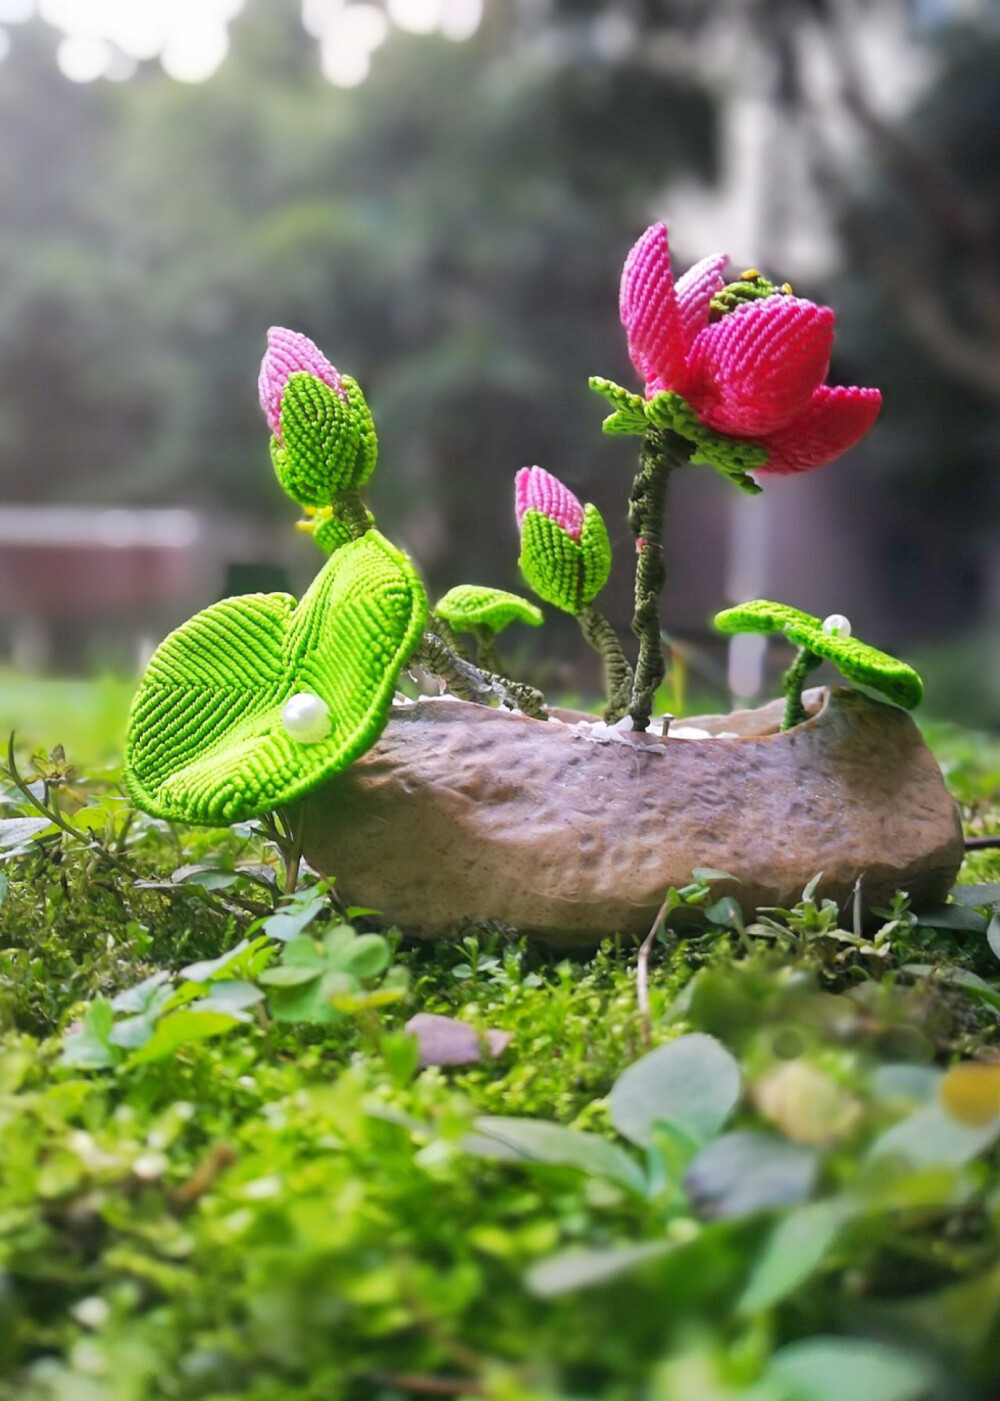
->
[258,327,347,440]
[620,223,882,476]
[515,466,584,540]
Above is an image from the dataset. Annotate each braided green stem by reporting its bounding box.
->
[578,605,633,723]
[415,633,546,718]
[628,429,687,731]
[781,646,822,730]
[473,626,502,676]
[429,613,472,661]
[334,487,373,540]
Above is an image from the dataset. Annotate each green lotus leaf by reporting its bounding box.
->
[434,585,543,634]
[124,530,428,825]
[270,372,377,508]
[589,376,649,436]
[713,599,924,709]
[646,391,765,496]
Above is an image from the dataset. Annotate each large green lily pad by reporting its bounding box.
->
[125,531,427,825]
[714,599,923,709]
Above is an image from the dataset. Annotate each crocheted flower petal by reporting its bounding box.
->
[259,328,345,439]
[675,252,728,350]
[756,385,883,476]
[515,466,584,542]
[619,223,687,392]
[685,297,835,437]
[124,531,427,825]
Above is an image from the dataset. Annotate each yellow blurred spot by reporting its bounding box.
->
[740,268,761,282]
[295,518,315,535]
[753,1060,861,1145]
[941,1063,1000,1126]
[781,282,794,294]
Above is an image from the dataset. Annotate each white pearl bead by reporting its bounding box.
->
[281,692,331,743]
[821,613,852,639]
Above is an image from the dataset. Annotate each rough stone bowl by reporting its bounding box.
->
[303,686,964,948]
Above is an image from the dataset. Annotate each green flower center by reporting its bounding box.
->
[708,269,794,322]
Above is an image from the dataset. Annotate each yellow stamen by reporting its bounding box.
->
[781,281,794,295]
[740,268,761,282]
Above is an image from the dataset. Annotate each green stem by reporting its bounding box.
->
[578,605,633,723]
[781,646,822,730]
[416,632,547,719]
[479,671,547,721]
[429,614,472,661]
[628,430,686,731]
[334,487,372,539]
[473,627,502,676]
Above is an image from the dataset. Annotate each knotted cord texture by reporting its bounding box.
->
[518,504,610,616]
[714,599,923,710]
[259,326,346,439]
[270,373,377,507]
[435,584,543,634]
[619,222,882,476]
[515,466,584,540]
[124,530,428,825]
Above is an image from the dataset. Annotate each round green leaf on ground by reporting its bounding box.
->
[124,530,427,825]
[714,599,923,709]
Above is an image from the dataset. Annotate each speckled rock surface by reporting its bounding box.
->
[303,687,964,947]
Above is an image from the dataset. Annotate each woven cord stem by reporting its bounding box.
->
[334,487,372,540]
[578,605,633,723]
[473,626,502,676]
[415,632,545,717]
[628,430,685,731]
[428,614,472,661]
[781,646,822,730]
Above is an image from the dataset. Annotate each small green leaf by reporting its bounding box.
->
[0,816,54,850]
[609,1033,741,1149]
[989,912,1000,964]
[465,1118,646,1194]
[588,376,649,435]
[128,1009,243,1066]
[434,585,543,634]
[738,1199,847,1312]
[684,1131,817,1220]
[914,904,988,933]
[331,932,391,979]
[257,964,321,988]
[870,1102,1000,1169]
[525,1241,672,1298]
[691,868,738,884]
[704,896,744,932]
[767,1338,931,1401]
[61,998,121,1069]
[262,893,328,943]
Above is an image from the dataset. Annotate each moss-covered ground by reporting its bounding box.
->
[1,683,999,1401]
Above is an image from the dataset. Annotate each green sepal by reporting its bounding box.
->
[589,376,649,436]
[270,373,377,508]
[645,391,765,496]
[303,504,377,555]
[124,530,428,825]
[579,503,612,605]
[713,599,924,710]
[518,503,611,616]
[435,585,543,634]
[519,511,582,615]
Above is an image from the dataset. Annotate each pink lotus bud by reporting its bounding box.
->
[515,466,585,542]
[258,327,346,441]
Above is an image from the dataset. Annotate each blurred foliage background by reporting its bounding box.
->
[0,0,997,722]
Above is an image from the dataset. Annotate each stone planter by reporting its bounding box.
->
[302,686,964,948]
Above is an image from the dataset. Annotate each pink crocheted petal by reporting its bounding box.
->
[258,327,345,438]
[757,384,882,476]
[619,223,686,392]
[515,466,584,541]
[684,297,835,437]
[674,252,728,351]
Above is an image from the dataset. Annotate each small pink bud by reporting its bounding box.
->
[258,327,346,440]
[514,466,585,542]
